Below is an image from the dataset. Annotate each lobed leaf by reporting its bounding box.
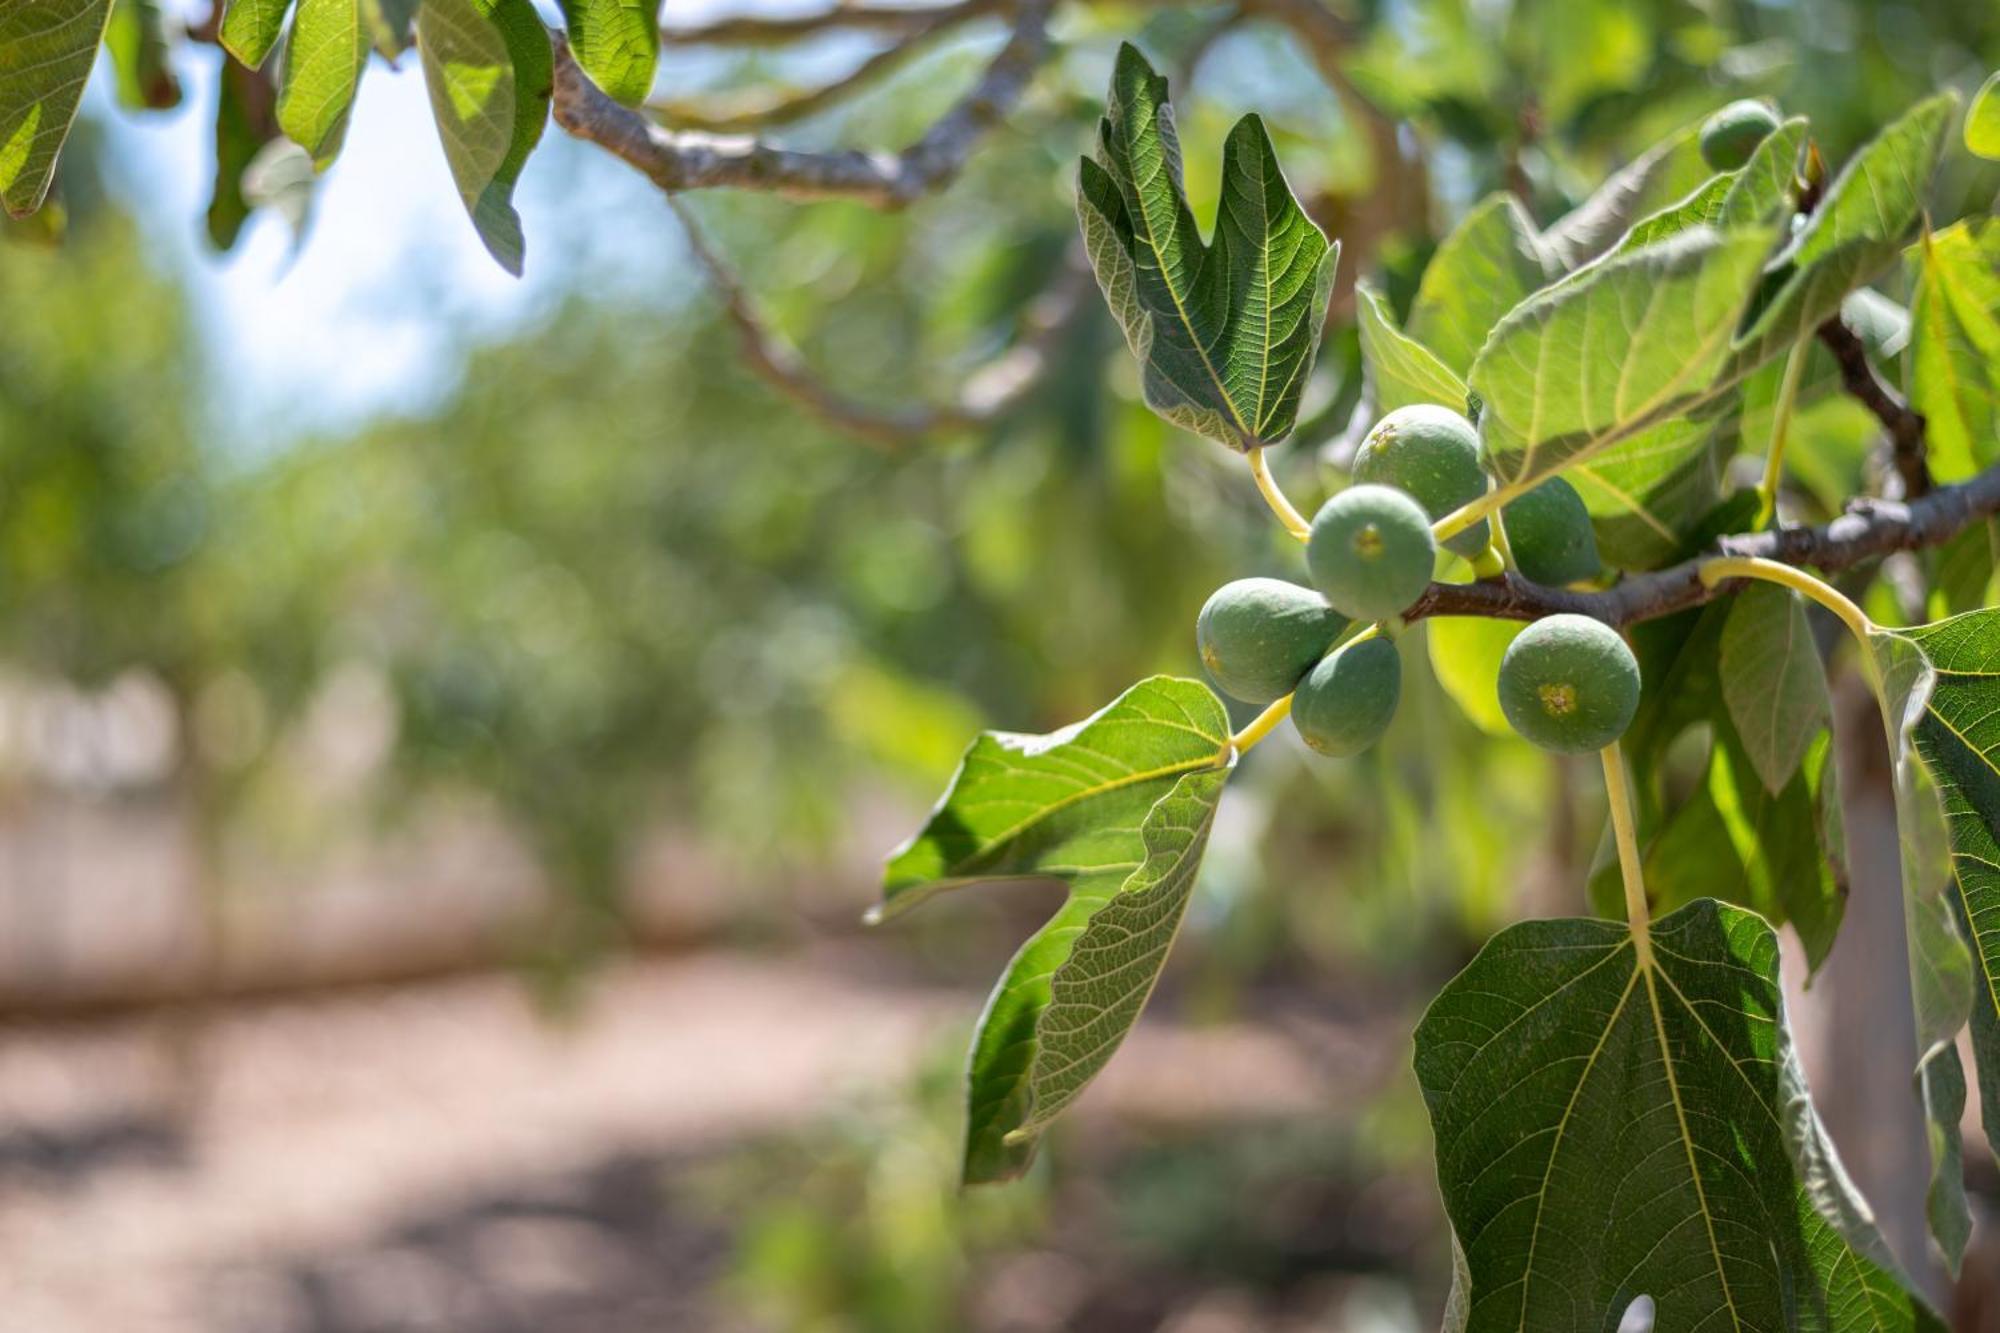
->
[416,0,552,276]
[1416,899,1941,1331]
[1469,222,1777,496]
[877,676,1234,1183]
[559,0,657,107]
[1079,43,1335,452]
[276,0,368,168]
[0,0,114,218]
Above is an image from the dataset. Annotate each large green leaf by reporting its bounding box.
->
[1613,117,1807,256]
[559,0,656,106]
[0,0,113,218]
[1565,415,1726,570]
[1870,625,1972,1269]
[1078,44,1335,452]
[220,0,293,67]
[1908,219,2000,483]
[276,0,368,168]
[1898,611,2000,1261]
[1730,94,1954,371]
[416,0,552,276]
[877,676,1233,1184]
[1408,193,1556,377]
[1416,899,1940,1331]
[1468,223,1777,497]
[1427,617,1521,737]
[1354,282,1470,416]
[1721,582,1832,794]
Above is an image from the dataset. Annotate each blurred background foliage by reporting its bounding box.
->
[3,0,1998,1327]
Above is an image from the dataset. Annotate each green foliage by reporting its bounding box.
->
[1908,219,2000,483]
[1304,484,1437,623]
[1719,583,1833,793]
[1290,636,1400,757]
[1496,614,1639,754]
[1972,71,2000,159]
[275,0,367,168]
[1415,901,1941,1332]
[415,0,551,275]
[559,0,657,106]
[1354,282,1470,416]
[1351,404,1490,558]
[1426,617,1522,736]
[104,0,182,110]
[876,677,1232,1183]
[1406,193,1554,378]
[1498,478,1600,586]
[1077,44,1336,452]
[0,0,113,217]
[1194,577,1344,705]
[1697,98,1780,170]
[220,0,292,67]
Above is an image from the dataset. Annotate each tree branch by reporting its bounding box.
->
[1407,462,2000,629]
[661,0,1008,47]
[675,202,1088,447]
[1816,313,1931,497]
[550,0,1052,209]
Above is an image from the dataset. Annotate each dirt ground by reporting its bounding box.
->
[0,945,1377,1333]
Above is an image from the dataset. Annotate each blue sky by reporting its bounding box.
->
[94,4,710,448]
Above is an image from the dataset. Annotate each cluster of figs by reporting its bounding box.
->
[1198,404,1643,758]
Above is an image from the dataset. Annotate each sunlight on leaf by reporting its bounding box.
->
[876,676,1232,1183]
[0,0,113,218]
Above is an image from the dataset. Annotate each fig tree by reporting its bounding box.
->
[1501,477,1602,586]
[1196,578,1348,705]
[1291,636,1401,757]
[1306,484,1437,623]
[1497,614,1640,754]
[1351,404,1491,558]
[1699,100,1781,170]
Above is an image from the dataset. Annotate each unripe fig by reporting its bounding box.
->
[1306,484,1437,623]
[1291,636,1401,757]
[1351,404,1491,558]
[1496,614,1640,754]
[1501,477,1602,586]
[1699,100,1781,171]
[1196,578,1348,705]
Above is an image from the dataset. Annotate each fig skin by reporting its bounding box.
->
[1291,636,1402,757]
[1352,404,1491,558]
[1496,614,1640,754]
[1196,578,1348,705]
[1305,484,1438,623]
[1501,478,1602,586]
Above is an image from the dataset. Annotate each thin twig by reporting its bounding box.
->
[1406,461,2000,629]
[650,2,1001,131]
[674,201,1089,446]
[551,0,1052,209]
[661,0,1009,47]
[1816,313,1930,497]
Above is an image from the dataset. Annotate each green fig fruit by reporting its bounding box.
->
[1306,484,1438,623]
[1291,636,1401,757]
[1497,614,1641,754]
[1351,404,1491,558]
[1501,478,1602,586]
[1196,578,1348,705]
